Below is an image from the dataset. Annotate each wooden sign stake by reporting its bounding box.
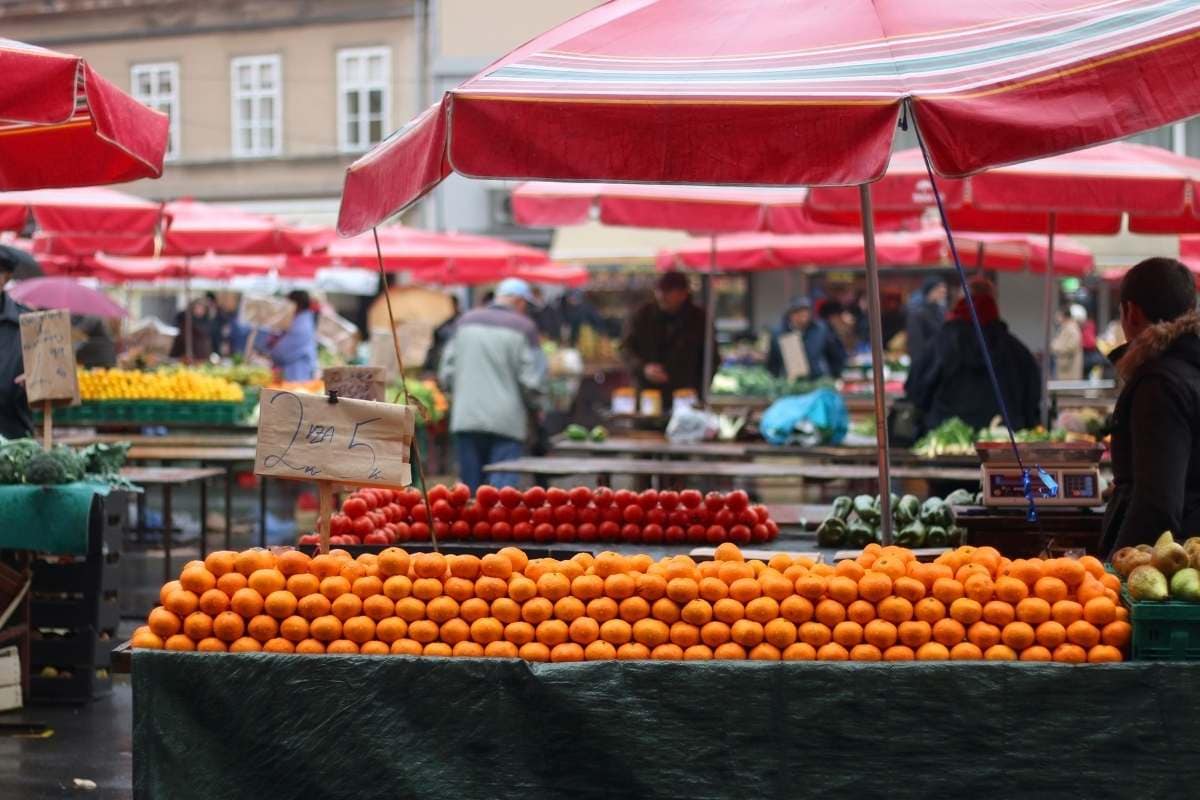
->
[317,482,334,555]
[242,327,258,361]
[42,400,52,450]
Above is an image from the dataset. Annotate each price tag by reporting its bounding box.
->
[240,296,294,333]
[254,389,415,488]
[19,309,80,406]
[322,366,386,402]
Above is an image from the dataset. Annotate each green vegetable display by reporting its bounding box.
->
[830,496,853,521]
[565,424,589,441]
[709,366,835,399]
[915,416,1069,458]
[0,437,132,488]
[816,492,968,549]
[817,517,848,548]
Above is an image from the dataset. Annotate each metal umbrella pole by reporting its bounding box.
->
[1039,212,1058,428]
[701,233,717,404]
[859,185,893,543]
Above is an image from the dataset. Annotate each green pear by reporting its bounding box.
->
[1128,565,1170,601]
[1170,568,1200,601]
[1153,537,1190,577]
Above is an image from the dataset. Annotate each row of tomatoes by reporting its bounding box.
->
[298,484,780,547]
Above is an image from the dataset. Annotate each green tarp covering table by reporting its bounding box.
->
[0,482,110,554]
[133,652,1200,800]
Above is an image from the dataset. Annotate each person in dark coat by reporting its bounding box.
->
[904,280,1040,432]
[620,271,717,397]
[766,297,846,380]
[170,297,214,362]
[0,254,32,439]
[906,275,948,364]
[1102,257,1200,553]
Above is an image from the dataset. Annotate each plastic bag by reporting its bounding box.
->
[666,405,719,443]
[760,388,849,446]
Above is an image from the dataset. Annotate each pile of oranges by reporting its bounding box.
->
[131,543,1128,662]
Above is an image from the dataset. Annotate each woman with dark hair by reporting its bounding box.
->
[269,290,318,381]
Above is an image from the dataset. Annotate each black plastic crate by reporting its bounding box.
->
[30,627,116,669]
[30,666,112,704]
[31,554,120,594]
[31,594,119,630]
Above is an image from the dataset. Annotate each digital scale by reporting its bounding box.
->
[977,442,1105,507]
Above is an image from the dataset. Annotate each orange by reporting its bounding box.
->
[730,619,765,648]
[647,643,682,660]
[492,597,522,624]
[713,598,746,624]
[717,562,753,584]
[826,576,858,605]
[309,554,342,579]
[914,597,946,624]
[227,636,260,653]
[916,641,950,660]
[504,621,535,646]
[864,619,898,650]
[850,643,882,661]
[331,593,363,622]
[700,621,731,648]
[411,577,443,602]
[698,577,728,602]
[681,599,714,627]
[982,600,1015,627]
[382,575,413,601]
[484,641,520,659]
[159,581,183,606]
[760,572,795,602]
[599,573,633,601]
[1015,597,1052,625]
[358,641,389,656]
[1008,559,1044,587]
[569,616,601,645]
[664,557,698,581]
[1066,620,1100,649]
[378,547,411,578]
[389,638,422,656]
[536,619,570,647]
[618,596,650,623]
[248,568,285,597]
[745,596,781,624]
[729,577,762,603]
[932,618,966,647]
[1088,644,1123,663]
[1100,573,1122,593]
[586,640,619,660]
[713,542,744,561]
[613,641,649,660]
[587,597,618,623]
[882,645,914,661]
[476,553,511,580]
[650,598,679,623]
[196,637,227,652]
[666,578,699,604]
[1019,645,1052,662]
[506,575,536,603]
[932,577,965,606]
[553,596,586,622]
[247,614,278,642]
[273,549,309,577]
[375,617,406,644]
[1034,576,1068,604]
[993,576,1029,604]
[669,621,701,648]
[351,575,383,600]
[834,559,866,581]
[635,573,668,601]
[601,618,633,645]
[1031,619,1067,649]
[342,616,376,644]
[872,557,905,580]
[984,644,1017,660]
[264,590,298,620]
[948,597,982,625]
[1101,620,1132,648]
[286,573,319,599]
[496,546,528,574]
[897,620,931,649]
[212,610,245,642]
[515,641,549,661]
[326,639,360,655]
[892,576,926,603]
[1051,642,1089,662]
[1083,597,1117,626]
[520,597,553,625]
[967,621,1001,651]
[856,573,891,603]
[832,620,864,648]
[229,587,264,618]
[470,616,504,645]
[963,573,994,605]
[1076,578,1106,606]
[148,607,181,638]
[309,615,342,642]
[203,551,237,578]
[956,563,991,583]
[763,618,798,649]
[798,621,832,648]
[393,596,426,623]
[182,612,213,641]
[1001,621,1035,651]
[180,565,217,595]
[412,552,447,579]
[782,642,817,661]
[319,576,351,602]
[846,599,876,625]
[747,642,780,661]
[571,574,604,601]
[1046,558,1086,588]
[877,596,913,624]
[363,594,396,622]
[780,596,814,624]
[682,644,713,661]
[816,642,850,661]
[235,549,273,577]
[451,641,484,657]
[198,588,230,616]
[950,642,983,660]
[408,620,439,644]
[164,589,199,618]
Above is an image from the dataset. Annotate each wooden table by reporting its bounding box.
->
[121,466,227,581]
[53,432,259,449]
[552,437,749,459]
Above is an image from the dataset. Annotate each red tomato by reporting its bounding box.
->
[568,486,592,508]
[646,508,667,527]
[342,497,368,519]
[642,524,664,544]
[491,522,513,541]
[577,506,598,526]
[680,490,703,509]
[330,514,350,536]
[765,521,780,540]
[555,523,576,542]
[531,507,554,527]
[545,487,569,507]
[736,509,759,527]
[509,506,532,525]
[409,522,430,541]
[352,516,375,538]
[600,507,623,525]
[714,509,735,528]
[576,523,598,542]
[704,492,725,512]
[450,483,471,507]
[729,525,752,544]
[410,503,430,525]
[512,522,534,541]
[622,505,645,525]
[664,525,686,544]
[432,500,456,522]
[392,522,411,542]
[533,523,556,543]
[487,506,510,525]
[637,490,659,511]
[686,525,707,544]
[427,485,450,506]
[753,505,770,524]
[725,490,750,512]
[705,525,726,544]
[552,505,577,525]
[750,524,769,543]
[382,503,402,523]
[472,522,492,540]
[398,489,421,508]
[432,522,450,541]
[298,534,320,545]
[475,485,500,508]
[592,487,614,508]
[689,508,711,526]
[462,505,483,525]
[598,521,621,541]
[450,520,471,540]
[498,487,523,508]
[612,489,636,507]
[667,510,689,528]
[370,511,388,529]
[360,491,380,511]
[364,531,390,545]
[620,524,642,543]
[658,490,680,511]
[523,486,547,508]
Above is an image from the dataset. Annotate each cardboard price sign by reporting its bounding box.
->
[240,296,294,333]
[322,366,386,402]
[254,389,415,488]
[19,310,80,406]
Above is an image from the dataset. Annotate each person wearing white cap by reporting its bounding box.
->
[438,277,548,491]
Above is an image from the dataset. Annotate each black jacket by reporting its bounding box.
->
[906,298,945,363]
[1102,312,1200,553]
[620,299,716,397]
[0,292,33,439]
[765,318,846,380]
[905,318,1041,433]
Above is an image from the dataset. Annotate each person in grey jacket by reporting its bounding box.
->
[439,278,548,491]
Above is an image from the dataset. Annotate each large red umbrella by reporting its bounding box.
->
[1,187,164,256]
[410,261,589,288]
[324,226,552,271]
[161,199,311,256]
[336,0,1200,540]
[0,38,169,190]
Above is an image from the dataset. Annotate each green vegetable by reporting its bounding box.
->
[26,451,68,485]
[947,526,967,546]
[565,424,589,441]
[846,522,875,548]
[896,495,920,524]
[831,496,854,521]
[816,517,847,548]
[79,442,130,477]
[925,526,949,547]
[944,488,975,507]
[589,425,608,442]
[853,495,880,526]
[895,520,927,548]
[918,497,945,526]
[912,417,977,457]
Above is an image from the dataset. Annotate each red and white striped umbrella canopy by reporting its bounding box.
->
[338,0,1200,236]
[0,186,163,254]
[0,38,168,190]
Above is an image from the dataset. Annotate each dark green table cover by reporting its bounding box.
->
[133,652,1200,800]
[0,482,109,554]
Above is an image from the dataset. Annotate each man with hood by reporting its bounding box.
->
[904,278,1040,432]
[1102,257,1200,552]
[0,253,32,438]
[766,297,846,380]
[906,275,948,364]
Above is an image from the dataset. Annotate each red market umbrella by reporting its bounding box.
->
[162,199,309,256]
[324,226,552,271]
[412,261,589,288]
[336,0,1200,541]
[84,253,283,282]
[1,186,164,256]
[7,276,126,318]
[0,38,169,190]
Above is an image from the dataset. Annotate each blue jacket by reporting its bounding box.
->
[269,310,318,382]
[766,318,846,380]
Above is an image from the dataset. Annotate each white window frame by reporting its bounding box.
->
[230,54,283,159]
[130,62,181,160]
[337,46,392,153]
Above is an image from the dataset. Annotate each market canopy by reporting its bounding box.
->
[49,252,284,283]
[323,225,553,271]
[1,186,164,256]
[0,38,169,190]
[337,0,1200,236]
[161,199,321,256]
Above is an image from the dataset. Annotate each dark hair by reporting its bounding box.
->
[286,290,311,312]
[0,251,16,274]
[1120,257,1196,323]
[818,300,844,319]
[657,270,689,293]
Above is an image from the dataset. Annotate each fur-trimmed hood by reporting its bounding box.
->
[1116,310,1200,382]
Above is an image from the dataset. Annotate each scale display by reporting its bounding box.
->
[982,468,1102,507]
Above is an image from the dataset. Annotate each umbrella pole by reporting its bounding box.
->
[701,235,717,404]
[183,261,194,363]
[859,185,893,544]
[1040,213,1057,428]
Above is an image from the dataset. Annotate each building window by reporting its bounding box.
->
[231,55,282,158]
[337,47,391,153]
[131,62,180,160]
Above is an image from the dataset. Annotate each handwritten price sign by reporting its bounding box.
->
[19,310,80,406]
[254,389,415,488]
